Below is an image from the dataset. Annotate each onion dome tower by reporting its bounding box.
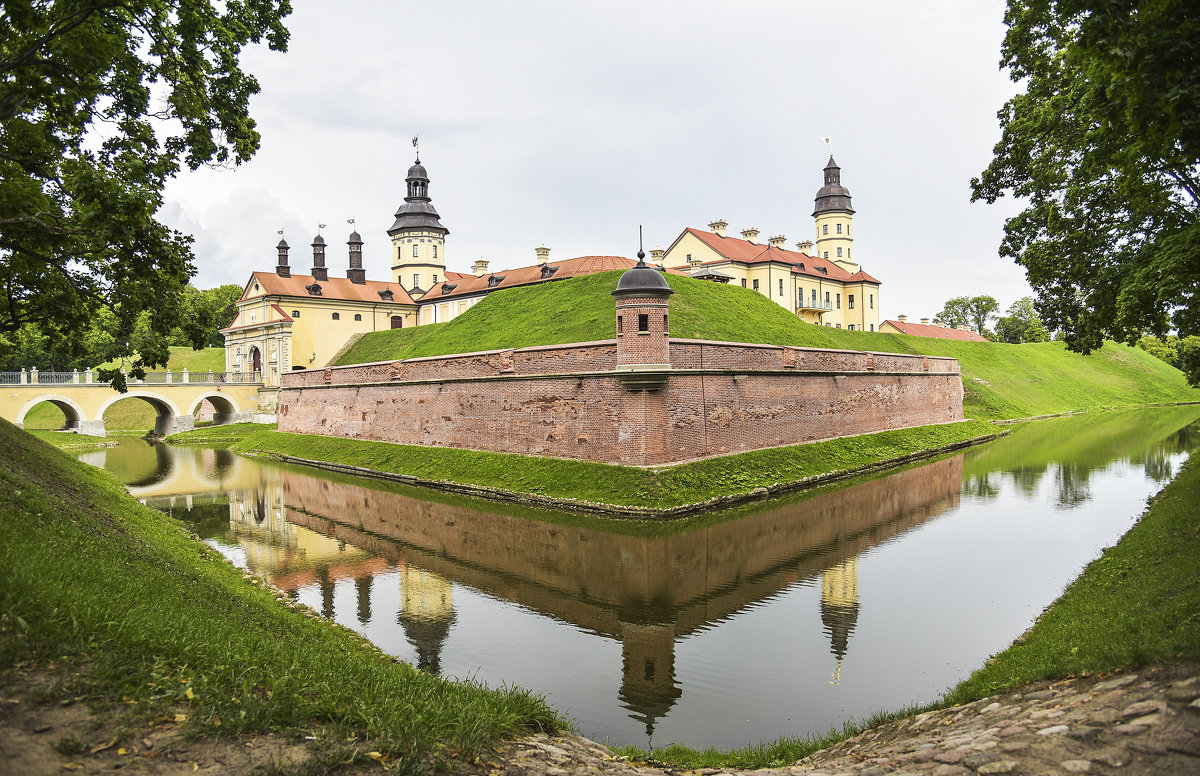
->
[812,156,857,272]
[388,141,448,295]
[310,233,328,281]
[275,238,290,277]
[612,243,674,390]
[347,229,366,285]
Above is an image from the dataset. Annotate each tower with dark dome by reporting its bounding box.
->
[612,245,674,390]
[389,145,448,295]
[812,156,858,273]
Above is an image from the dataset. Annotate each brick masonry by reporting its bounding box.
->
[278,339,964,467]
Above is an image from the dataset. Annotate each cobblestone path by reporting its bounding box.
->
[490,663,1200,776]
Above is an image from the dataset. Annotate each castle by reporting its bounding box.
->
[222,151,883,385]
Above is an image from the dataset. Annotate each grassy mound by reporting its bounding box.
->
[0,418,560,770]
[334,273,1200,420]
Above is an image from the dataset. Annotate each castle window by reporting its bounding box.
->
[848,295,855,309]
[837,224,842,234]
[870,294,874,309]
[291,310,300,317]
[837,247,843,257]
[306,283,322,296]
[741,279,747,288]
[432,245,438,258]
[391,316,403,329]
[354,313,362,321]
[638,314,648,332]
[823,224,828,235]
[617,315,623,334]
[779,278,784,296]
[413,274,420,288]
[433,274,438,284]
[412,244,419,257]
[249,312,256,322]
[540,265,559,279]
[836,293,841,309]
[663,313,668,331]
[825,291,831,306]
[848,324,855,331]
[752,279,759,291]
[332,312,340,320]
[378,289,394,301]
[870,323,875,331]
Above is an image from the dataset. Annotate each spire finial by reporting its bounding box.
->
[822,132,834,157]
[636,225,646,266]
[412,135,420,162]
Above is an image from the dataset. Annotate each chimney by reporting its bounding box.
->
[689,254,703,269]
[796,239,814,254]
[311,234,328,281]
[650,247,665,267]
[472,258,489,277]
[898,315,908,323]
[275,239,291,277]
[536,245,550,265]
[768,235,787,249]
[708,219,728,238]
[346,230,366,284]
[920,317,930,325]
[741,227,759,244]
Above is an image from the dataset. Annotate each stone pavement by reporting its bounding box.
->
[487,663,1200,776]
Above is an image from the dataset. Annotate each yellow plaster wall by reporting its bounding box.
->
[391,230,446,292]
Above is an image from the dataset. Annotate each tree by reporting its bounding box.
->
[995,296,1052,343]
[972,0,1200,383]
[0,1,290,387]
[1136,335,1180,367]
[936,295,999,335]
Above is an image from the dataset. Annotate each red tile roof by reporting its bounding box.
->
[244,272,415,305]
[883,320,988,342]
[421,255,637,301]
[669,228,880,284]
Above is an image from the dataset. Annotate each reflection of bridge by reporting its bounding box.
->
[0,369,264,436]
[225,456,963,735]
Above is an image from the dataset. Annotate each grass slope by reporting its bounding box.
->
[186,420,999,512]
[0,419,560,772]
[336,272,1200,420]
[946,454,1200,703]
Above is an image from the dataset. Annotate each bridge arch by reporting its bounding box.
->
[97,391,192,437]
[15,394,88,431]
[187,392,244,426]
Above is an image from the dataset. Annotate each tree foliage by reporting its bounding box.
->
[0,1,290,386]
[936,295,1000,335]
[1136,335,1180,367]
[995,296,1052,343]
[973,0,1200,383]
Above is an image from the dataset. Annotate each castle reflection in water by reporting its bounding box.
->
[142,449,962,737]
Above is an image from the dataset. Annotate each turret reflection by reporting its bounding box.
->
[820,558,859,686]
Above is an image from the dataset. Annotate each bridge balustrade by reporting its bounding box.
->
[0,370,262,385]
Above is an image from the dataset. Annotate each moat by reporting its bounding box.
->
[79,407,1200,750]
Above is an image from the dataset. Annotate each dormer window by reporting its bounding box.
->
[540,264,559,279]
[794,262,805,271]
[817,266,828,275]
[441,283,457,295]
[487,273,506,288]
[378,289,394,301]
[306,283,322,296]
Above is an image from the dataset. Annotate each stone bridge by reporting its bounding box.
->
[0,367,266,437]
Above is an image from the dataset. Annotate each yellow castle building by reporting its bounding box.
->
[660,156,881,330]
[222,150,635,385]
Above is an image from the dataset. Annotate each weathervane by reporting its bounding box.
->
[822,132,834,157]
[412,135,420,162]
[317,222,326,235]
[347,218,356,229]
[637,225,646,265]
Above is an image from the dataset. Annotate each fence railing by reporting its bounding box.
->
[0,369,262,386]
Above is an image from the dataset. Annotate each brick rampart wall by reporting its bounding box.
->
[278,339,964,466]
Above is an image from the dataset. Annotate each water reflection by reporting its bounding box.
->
[98,406,1200,749]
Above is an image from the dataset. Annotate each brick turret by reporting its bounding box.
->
[612,247,673,390]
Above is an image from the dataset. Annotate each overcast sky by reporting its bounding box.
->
[162,0,1030,322]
